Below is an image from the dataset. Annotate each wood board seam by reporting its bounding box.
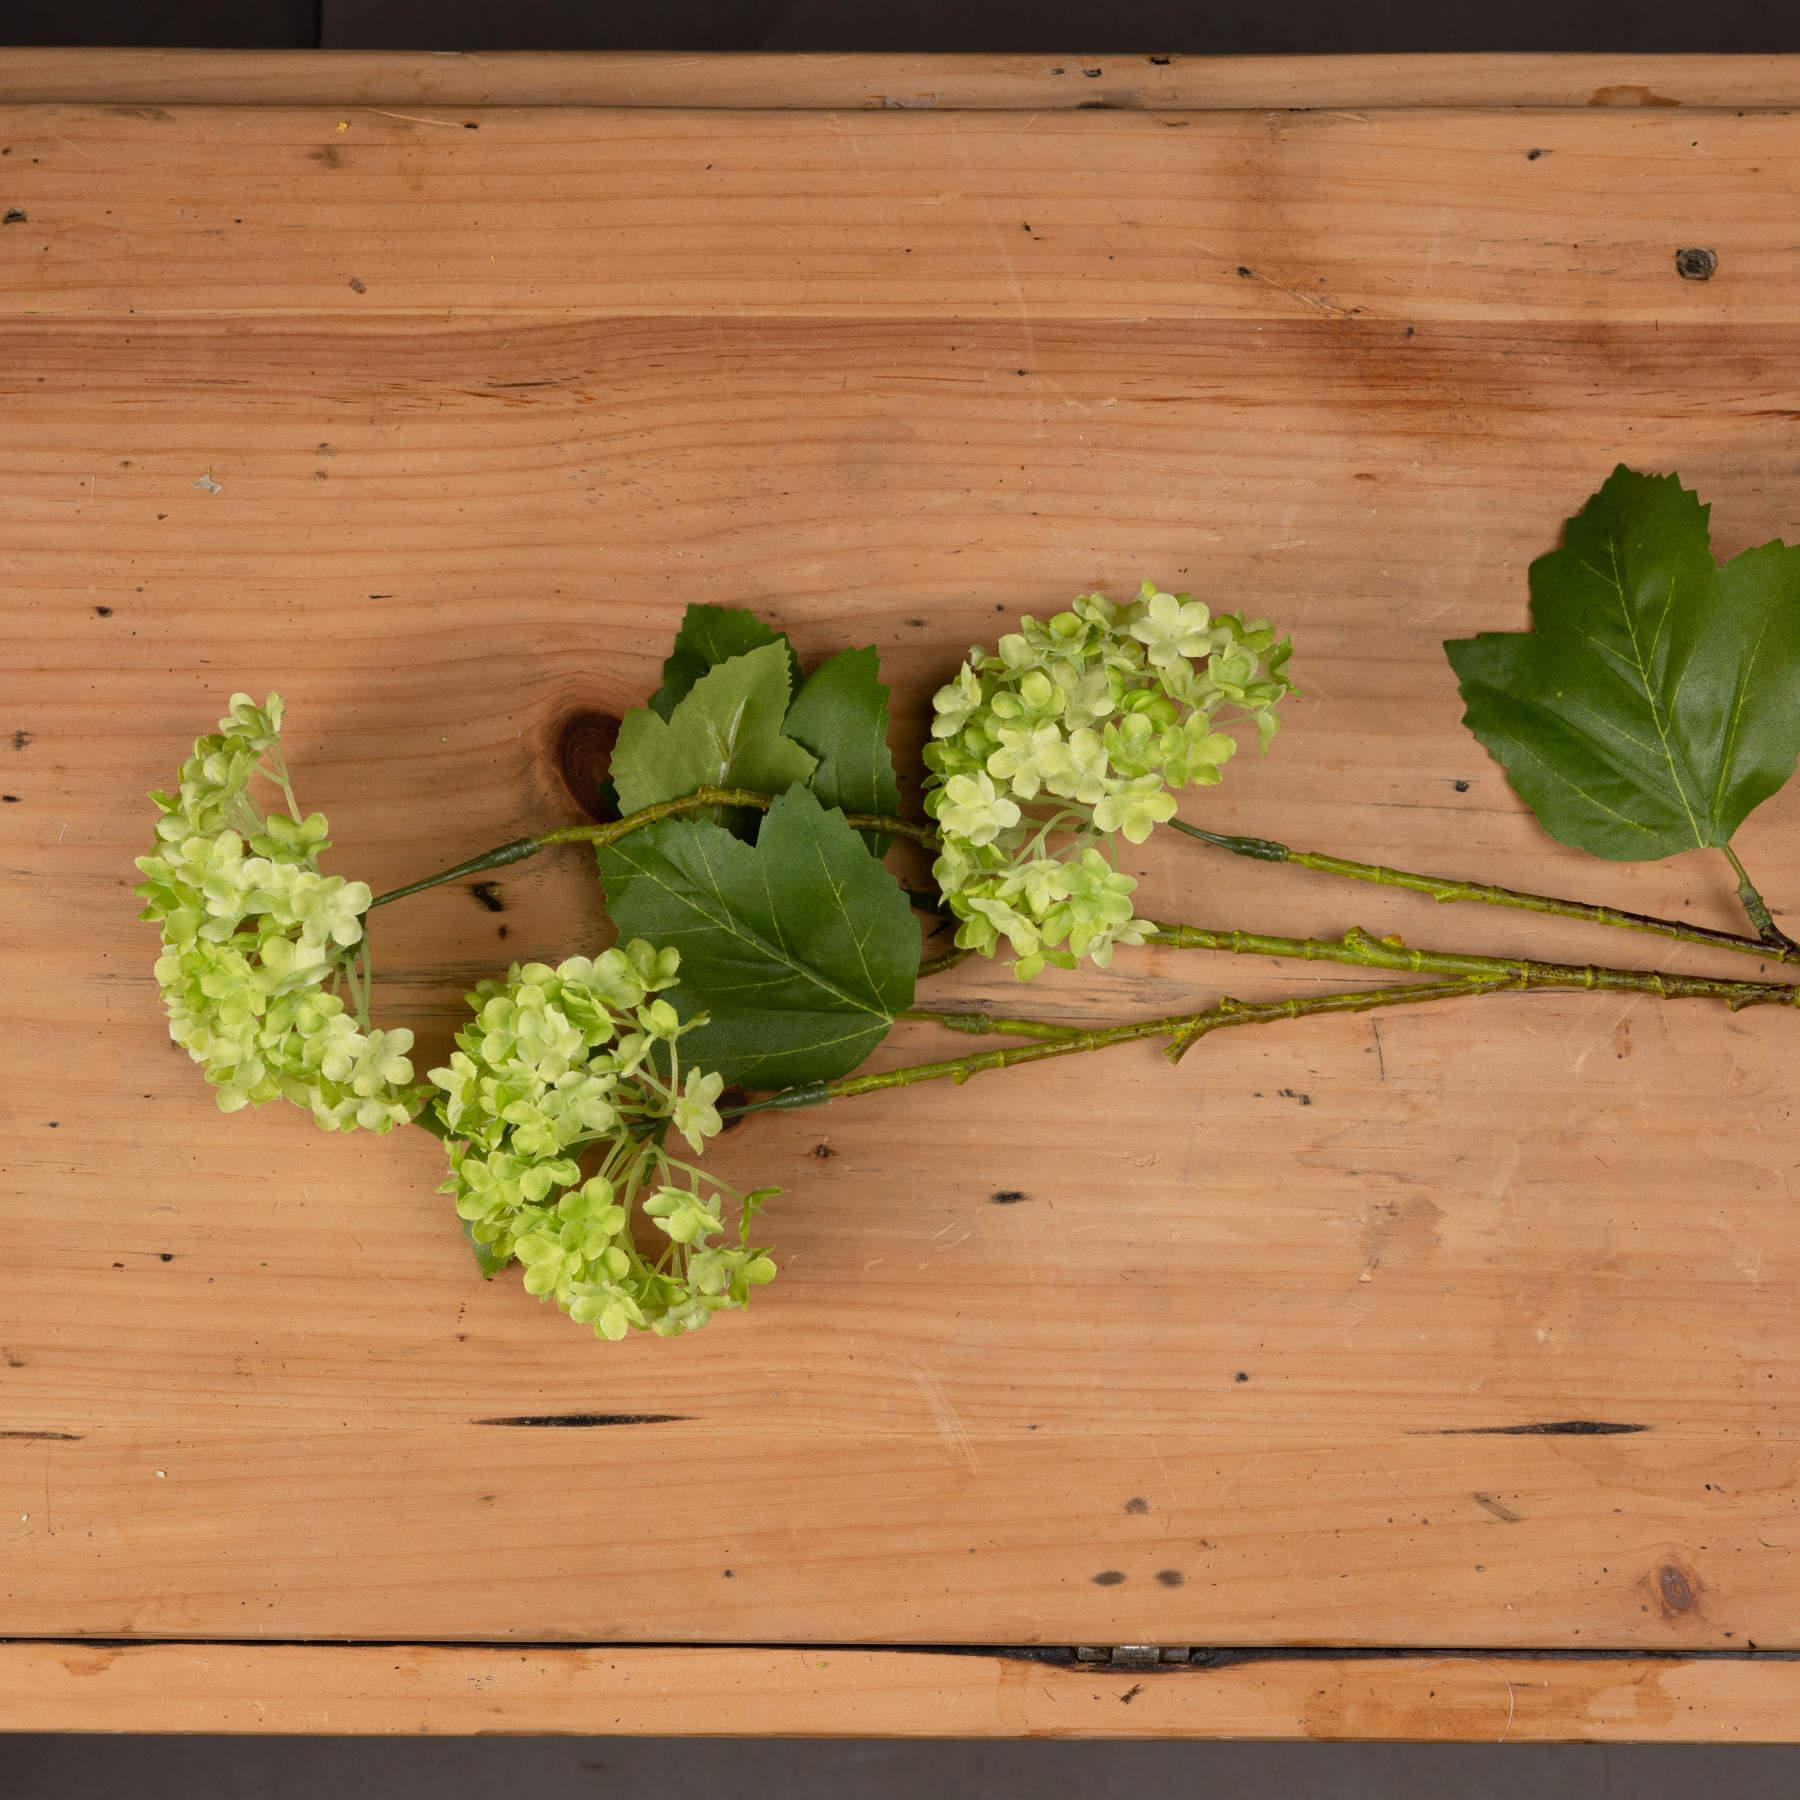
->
[4,1639,1798,1661]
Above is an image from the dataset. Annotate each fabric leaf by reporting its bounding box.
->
[648,604,803,720]
[784,645,902,853]
[611,642,818,817]
[1445,466,1800,860]
[596,788,918,1089]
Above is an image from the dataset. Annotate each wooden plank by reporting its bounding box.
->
[0,106,1791,324]
[1,1415,1794,1643]
[5,69,1800,1741]
[6,327,1800,1644]
[4,49,1800,113]
[4,1642,1799,1741]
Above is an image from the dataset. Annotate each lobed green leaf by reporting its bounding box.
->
[1446,466,1800,860]
[597,788,919,1090]
[784,644,902,853]
[647,603,803,720]
[610,640,818,817]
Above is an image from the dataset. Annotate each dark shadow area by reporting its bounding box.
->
[6,1736,1800,1796]
[6,0,1800,52]
[9,1,318,47]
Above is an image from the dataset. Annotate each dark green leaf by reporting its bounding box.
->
[1445,466,1800,860]
[462,1220,511,1278]
[597,788,919,1089]
[611,642,818,817]
[784,646,901,853]
[647,604,803,721]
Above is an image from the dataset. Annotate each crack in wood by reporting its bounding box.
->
[1423,1421,1650,1436]
[6,1638,1797,1664]
[472,1412,688,1428]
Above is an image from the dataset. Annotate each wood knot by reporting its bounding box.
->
[1655,1560,1698,1615]
[553,710,621,822]
[1674,248,1718,281]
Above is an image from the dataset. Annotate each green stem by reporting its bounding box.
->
[901,1006,1087,1040]
[368,835,543,910]
[726,916,1800,1119]
[538,789,938,853]
[916,945,972,980]
[369,787,936,910]
[1168,818,1799,968]
[375,785,1799,989]
[723,976,1515,1117]
[1723,844,1800,955]
[1145,920,1800,1009]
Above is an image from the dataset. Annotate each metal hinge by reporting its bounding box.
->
[1074,1645,1193,1667]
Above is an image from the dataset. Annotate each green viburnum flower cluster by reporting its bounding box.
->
[428,949,777,1341]
[924,584,1294,977]
[134,693,421,1130]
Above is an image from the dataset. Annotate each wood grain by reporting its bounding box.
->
[0,105,1793,324]
[5,54,1800,1740]
[5,1642,1800,1741]
[4,48,1800,113]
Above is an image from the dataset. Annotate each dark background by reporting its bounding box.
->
[8,1736,1800,1795]
[9,2,1800,1793]
[5,0,1799,52]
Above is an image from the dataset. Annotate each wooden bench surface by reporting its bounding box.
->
[5,49,1800,1741]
